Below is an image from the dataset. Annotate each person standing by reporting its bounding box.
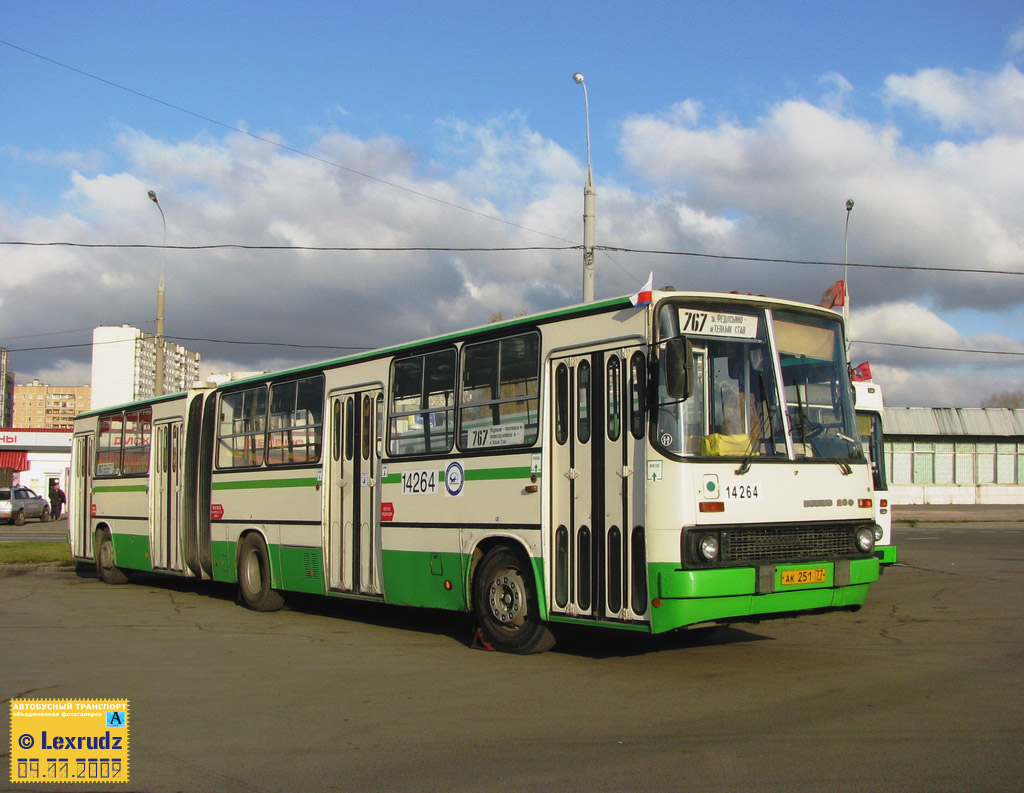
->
[49,484,66,520]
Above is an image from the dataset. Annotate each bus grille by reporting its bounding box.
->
[721,523,858,563]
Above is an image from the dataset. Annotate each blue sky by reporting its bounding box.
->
[2,1,1023,406]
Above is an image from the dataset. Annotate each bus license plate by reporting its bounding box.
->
[780,568,827,586]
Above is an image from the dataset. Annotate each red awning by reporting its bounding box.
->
[0,451,29,471]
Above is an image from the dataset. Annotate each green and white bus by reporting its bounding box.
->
[854,380,897,564]
[70,290,882,653]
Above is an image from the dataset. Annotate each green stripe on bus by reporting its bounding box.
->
[94,484,148,493]
[381,466,536,485]
[466,466,533,481]
[212,477,320,490]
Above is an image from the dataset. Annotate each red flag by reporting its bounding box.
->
[820,280,846,309]
[630,272,653,307]
[851,361,872,382]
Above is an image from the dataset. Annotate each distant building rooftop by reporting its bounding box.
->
[884,407,1024,438]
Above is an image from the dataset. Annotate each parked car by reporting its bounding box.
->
[0,487,51,525]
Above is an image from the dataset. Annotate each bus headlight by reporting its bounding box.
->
[855,527,875,553]
[873,524,884,542]
[699,533,720,562]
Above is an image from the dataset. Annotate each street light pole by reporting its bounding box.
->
[148,190,166,396]
[573,72,596,303]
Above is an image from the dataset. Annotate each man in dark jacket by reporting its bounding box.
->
[49,484,66,520]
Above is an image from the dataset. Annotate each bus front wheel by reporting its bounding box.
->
[237,533,285,612]
[95,529,128,585]
[473,545,558,654]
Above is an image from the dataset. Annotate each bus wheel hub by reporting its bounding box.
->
[488,572,524,626]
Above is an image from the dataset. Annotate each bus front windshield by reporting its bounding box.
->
[655,302,862,462]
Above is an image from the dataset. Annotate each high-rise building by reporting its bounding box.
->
[0,348,14,427]
[90,325,201,410]
[12,380,91,429]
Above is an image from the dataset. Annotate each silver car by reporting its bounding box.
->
[0,486,51,525]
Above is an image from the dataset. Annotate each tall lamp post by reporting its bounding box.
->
[573,72,596,303]
[148,190,166,396]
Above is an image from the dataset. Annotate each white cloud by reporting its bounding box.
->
[884,64,1024,134]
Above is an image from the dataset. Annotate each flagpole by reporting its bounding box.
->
[844,199,854,352]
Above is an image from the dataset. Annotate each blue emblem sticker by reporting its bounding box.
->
[445,461,465,496]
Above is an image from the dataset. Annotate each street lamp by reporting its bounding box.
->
[844,198,854,351]
[573,72,596,303]
[148,190,166,396]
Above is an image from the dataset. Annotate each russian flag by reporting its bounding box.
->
[630,272,654,307]
[819,279,846,309]
[851,361,872,382]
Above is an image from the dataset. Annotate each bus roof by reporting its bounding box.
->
[78,289,847,418]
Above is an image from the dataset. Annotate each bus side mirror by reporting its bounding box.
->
[664,338,693,400]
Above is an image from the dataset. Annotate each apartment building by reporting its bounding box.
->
[12,381,91,430]
[90,325,201,410]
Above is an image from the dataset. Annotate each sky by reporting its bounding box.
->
[1,0,1023,407]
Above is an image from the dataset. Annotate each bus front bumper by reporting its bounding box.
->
[648,557,880,634]
[875,544,898,565]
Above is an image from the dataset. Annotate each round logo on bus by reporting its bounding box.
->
[445,461,465,496]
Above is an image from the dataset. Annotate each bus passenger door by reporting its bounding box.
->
[71,434,93,559]
[549,346,647,623]
[326,388,383,595]
[151,422,183,572]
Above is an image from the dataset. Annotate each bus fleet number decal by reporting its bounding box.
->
[401,470,438,495]
[722,483,761,500]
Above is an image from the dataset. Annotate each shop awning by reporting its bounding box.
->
[0,451,29,471]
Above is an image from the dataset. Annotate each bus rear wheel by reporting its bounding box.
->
[95,529,128,584]
[473,545,558,654]
[237,533,284,612]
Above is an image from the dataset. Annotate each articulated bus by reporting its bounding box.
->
[70,290,882,653]
[854,380,897,564]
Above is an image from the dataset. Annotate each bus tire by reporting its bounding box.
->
[473,545,558,654]
[237,533,284,612]
[95,529,128,585]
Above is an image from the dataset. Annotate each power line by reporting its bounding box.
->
[0,39,574,246]
[851,339,1024,357]
[0,241,574,253]
[599,246,1024,277]
[3,238,1022,277]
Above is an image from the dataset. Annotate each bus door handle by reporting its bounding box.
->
[617,466,633,478]
[564,469,579,480]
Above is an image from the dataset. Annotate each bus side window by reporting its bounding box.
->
[577,359,591,444]
[629,352,646,440]
[332,399,342,462]
[388,349,456,456]
[361,394,372,461]
[96,412,124,477]
[555,362,569,445]
[345,396,355,461]
[459,332,540,450]
[607,356,621,441]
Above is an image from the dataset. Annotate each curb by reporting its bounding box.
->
[0,563,83,575]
